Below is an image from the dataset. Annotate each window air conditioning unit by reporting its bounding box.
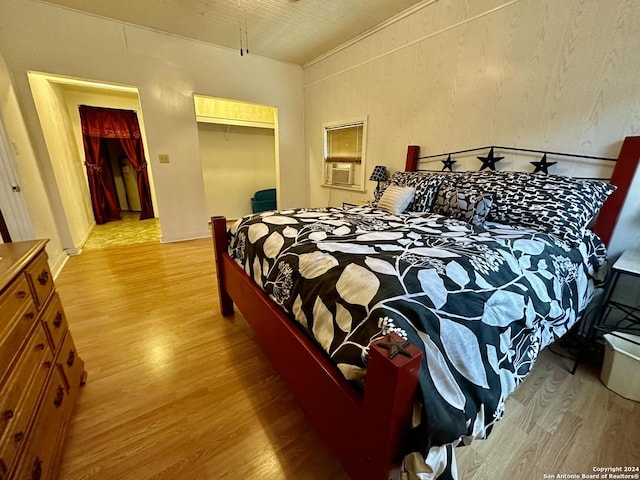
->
[329,163,354,186]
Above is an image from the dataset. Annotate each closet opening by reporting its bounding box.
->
[194,94,278,222]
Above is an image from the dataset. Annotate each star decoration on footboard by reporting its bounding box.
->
[378,335,413,359]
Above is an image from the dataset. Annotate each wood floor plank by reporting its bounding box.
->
[55,239,639,480]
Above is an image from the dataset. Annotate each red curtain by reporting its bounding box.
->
[81,131,121,224]
[79,106,154,223]
[119,137,154,220]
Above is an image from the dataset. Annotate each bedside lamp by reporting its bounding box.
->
[369,165,387,195]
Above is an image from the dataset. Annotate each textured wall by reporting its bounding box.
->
[303,0,640,256]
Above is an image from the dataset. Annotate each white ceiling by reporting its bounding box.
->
[39,0,427,65]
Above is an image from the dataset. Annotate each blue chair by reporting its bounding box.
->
[251,188,276,213]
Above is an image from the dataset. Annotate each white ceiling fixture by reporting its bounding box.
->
[38,0,429,65]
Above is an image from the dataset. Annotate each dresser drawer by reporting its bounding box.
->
[57,332,84,392]
[0,326,53,475]
[11,368,69,480]
[0,299,38,385]
[0,274,31,323]
[40,293,68,352]
[24,252,54,310]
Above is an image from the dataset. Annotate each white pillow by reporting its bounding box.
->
[377,186,415,215]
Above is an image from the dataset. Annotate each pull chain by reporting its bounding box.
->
[238,0,249,56]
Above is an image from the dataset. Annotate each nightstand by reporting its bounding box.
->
[594,250,640,343]
[571,250,640,374]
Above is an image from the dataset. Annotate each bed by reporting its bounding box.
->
[211,137,640,480]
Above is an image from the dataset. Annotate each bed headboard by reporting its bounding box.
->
[403,137,640,246]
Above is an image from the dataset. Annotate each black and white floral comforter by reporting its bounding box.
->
[227,206,606,479]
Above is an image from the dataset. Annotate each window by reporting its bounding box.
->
[322,117,367,190]
[325,123,363,162]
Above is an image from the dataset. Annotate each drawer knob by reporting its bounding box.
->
[3,409,14,420]
[25,311,35,320]
[67,350,75,367]
[16,290,27,299]
[14,431,24,443]
[37,270,49,286]
[53,311,63,328]
[36,343,45,351]
[54,386,64,408]
[43,361,52,369]
[32,456,42,480]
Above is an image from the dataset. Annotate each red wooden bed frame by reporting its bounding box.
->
[211,136,640,480]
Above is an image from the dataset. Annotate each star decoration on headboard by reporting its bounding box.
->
[530,153,557,174]
[477,147,504,171]
[441,154,456,172]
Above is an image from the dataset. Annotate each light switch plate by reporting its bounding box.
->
[159,154,170,163]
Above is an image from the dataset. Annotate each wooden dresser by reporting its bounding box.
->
[0,240,85,480]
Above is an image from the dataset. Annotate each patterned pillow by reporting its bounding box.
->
[432,170,614,245]
[516,174,616,245]
[432,174,463,216]
[449,190,494,226]
[452,171,530,223]
[374,172,445,212]
[376,185,416,214]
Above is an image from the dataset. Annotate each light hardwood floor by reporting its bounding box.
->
[55,239,639,480]
[81,211,161,251]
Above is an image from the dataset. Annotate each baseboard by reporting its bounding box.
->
[161,229,211,244]
[75,223,95,251]
[50,250,70,281]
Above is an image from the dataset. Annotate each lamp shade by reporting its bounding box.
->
[369,165,387,182]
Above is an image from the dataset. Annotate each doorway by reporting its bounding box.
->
[78,106,160,249]
[28,72,161,251]
[194,95,277,221]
